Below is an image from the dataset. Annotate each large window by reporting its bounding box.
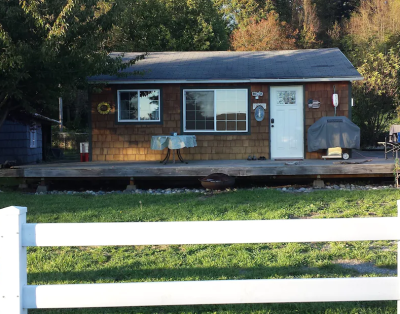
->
[117,90,160,122]
[183,89,248,133]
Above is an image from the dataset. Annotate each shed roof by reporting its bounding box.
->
[89,48,362,84]
[32,113,60,124]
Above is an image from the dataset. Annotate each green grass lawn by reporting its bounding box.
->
[1,188,399,314]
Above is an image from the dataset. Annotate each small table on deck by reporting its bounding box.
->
[151,135,197,164]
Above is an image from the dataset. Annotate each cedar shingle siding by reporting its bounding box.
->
[91,82,350,161]
[0,120,42,164]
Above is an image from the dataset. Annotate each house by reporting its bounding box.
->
[0,113,59,165]
[88,48,362,162]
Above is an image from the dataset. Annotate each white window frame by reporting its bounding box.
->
[117,89,161,122]
[30,128,37,148]
[183,89,249,133]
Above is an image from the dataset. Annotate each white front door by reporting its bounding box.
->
[270,86,304,159]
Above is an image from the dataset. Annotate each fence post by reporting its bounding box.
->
[398,200,400,314]
[0,206,28,314]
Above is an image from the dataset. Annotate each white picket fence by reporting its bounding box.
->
[1,203,400,313]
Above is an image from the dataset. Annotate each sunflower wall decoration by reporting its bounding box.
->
[97,102,112,115]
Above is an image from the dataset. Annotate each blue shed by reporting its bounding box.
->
[0,114,59,165]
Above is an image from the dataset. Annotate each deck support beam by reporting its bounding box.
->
[125,177,136,191]
[18,180,28,190]
[313,179,325,189]
[0,160,395,179]
[36,178,48,193]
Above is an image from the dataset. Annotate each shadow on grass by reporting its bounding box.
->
[2,189,399,223]
[28,265,371,284]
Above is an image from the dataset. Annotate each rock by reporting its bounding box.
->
[313,179,325,189]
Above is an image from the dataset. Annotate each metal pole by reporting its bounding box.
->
[59,97,63,132]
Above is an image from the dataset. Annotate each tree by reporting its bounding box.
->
[214,0,275,28]
[313,0,360,36]
[334,0,400,146]
[0,0,135,129]
[352,49,400,146]
[344,0,400,63]
[116,0,230,52]
[295,0,321,48]
[230,11,297,51]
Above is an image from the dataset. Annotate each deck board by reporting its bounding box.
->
[0,158,395,178]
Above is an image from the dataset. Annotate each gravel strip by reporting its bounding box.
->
[31,183,397,195]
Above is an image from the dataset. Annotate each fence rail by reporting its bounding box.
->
[1,203,400,313]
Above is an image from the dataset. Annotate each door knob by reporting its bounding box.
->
[271,118,274,123]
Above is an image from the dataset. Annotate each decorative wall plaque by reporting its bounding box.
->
[308,99,321,109]
[254,105,265,122]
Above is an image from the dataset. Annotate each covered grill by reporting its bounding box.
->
[307,116,360,152]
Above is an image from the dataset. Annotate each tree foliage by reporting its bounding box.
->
[296,0,321,48]
[344,0,400,63]
[0,0,134,129]
[352,49,400,146]
[215,0,274,28]
[116,0,229,52]
[226,1,321,50]
[231,11,297,51]
[313,0,360,38]
[337,0,400,146]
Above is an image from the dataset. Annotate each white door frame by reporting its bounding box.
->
[269,85,304,160]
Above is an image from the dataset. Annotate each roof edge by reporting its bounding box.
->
[89,77,363,84]
[33,113,61,124]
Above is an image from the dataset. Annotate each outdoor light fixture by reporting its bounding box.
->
[252,91,263,99]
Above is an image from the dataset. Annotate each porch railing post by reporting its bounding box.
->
[0,206,28,314]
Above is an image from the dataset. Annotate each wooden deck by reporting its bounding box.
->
[0,157,395,179]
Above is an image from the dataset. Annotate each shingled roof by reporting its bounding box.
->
[89,48,362,83]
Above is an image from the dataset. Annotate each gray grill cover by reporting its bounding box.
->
[307,116,360,152]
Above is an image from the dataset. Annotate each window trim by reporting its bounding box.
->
[182,88,250,134]
[116,89,161,123]
[30,128,37,148]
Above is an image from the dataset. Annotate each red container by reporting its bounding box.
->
[80,142,89,162]
[80,153,89,162]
